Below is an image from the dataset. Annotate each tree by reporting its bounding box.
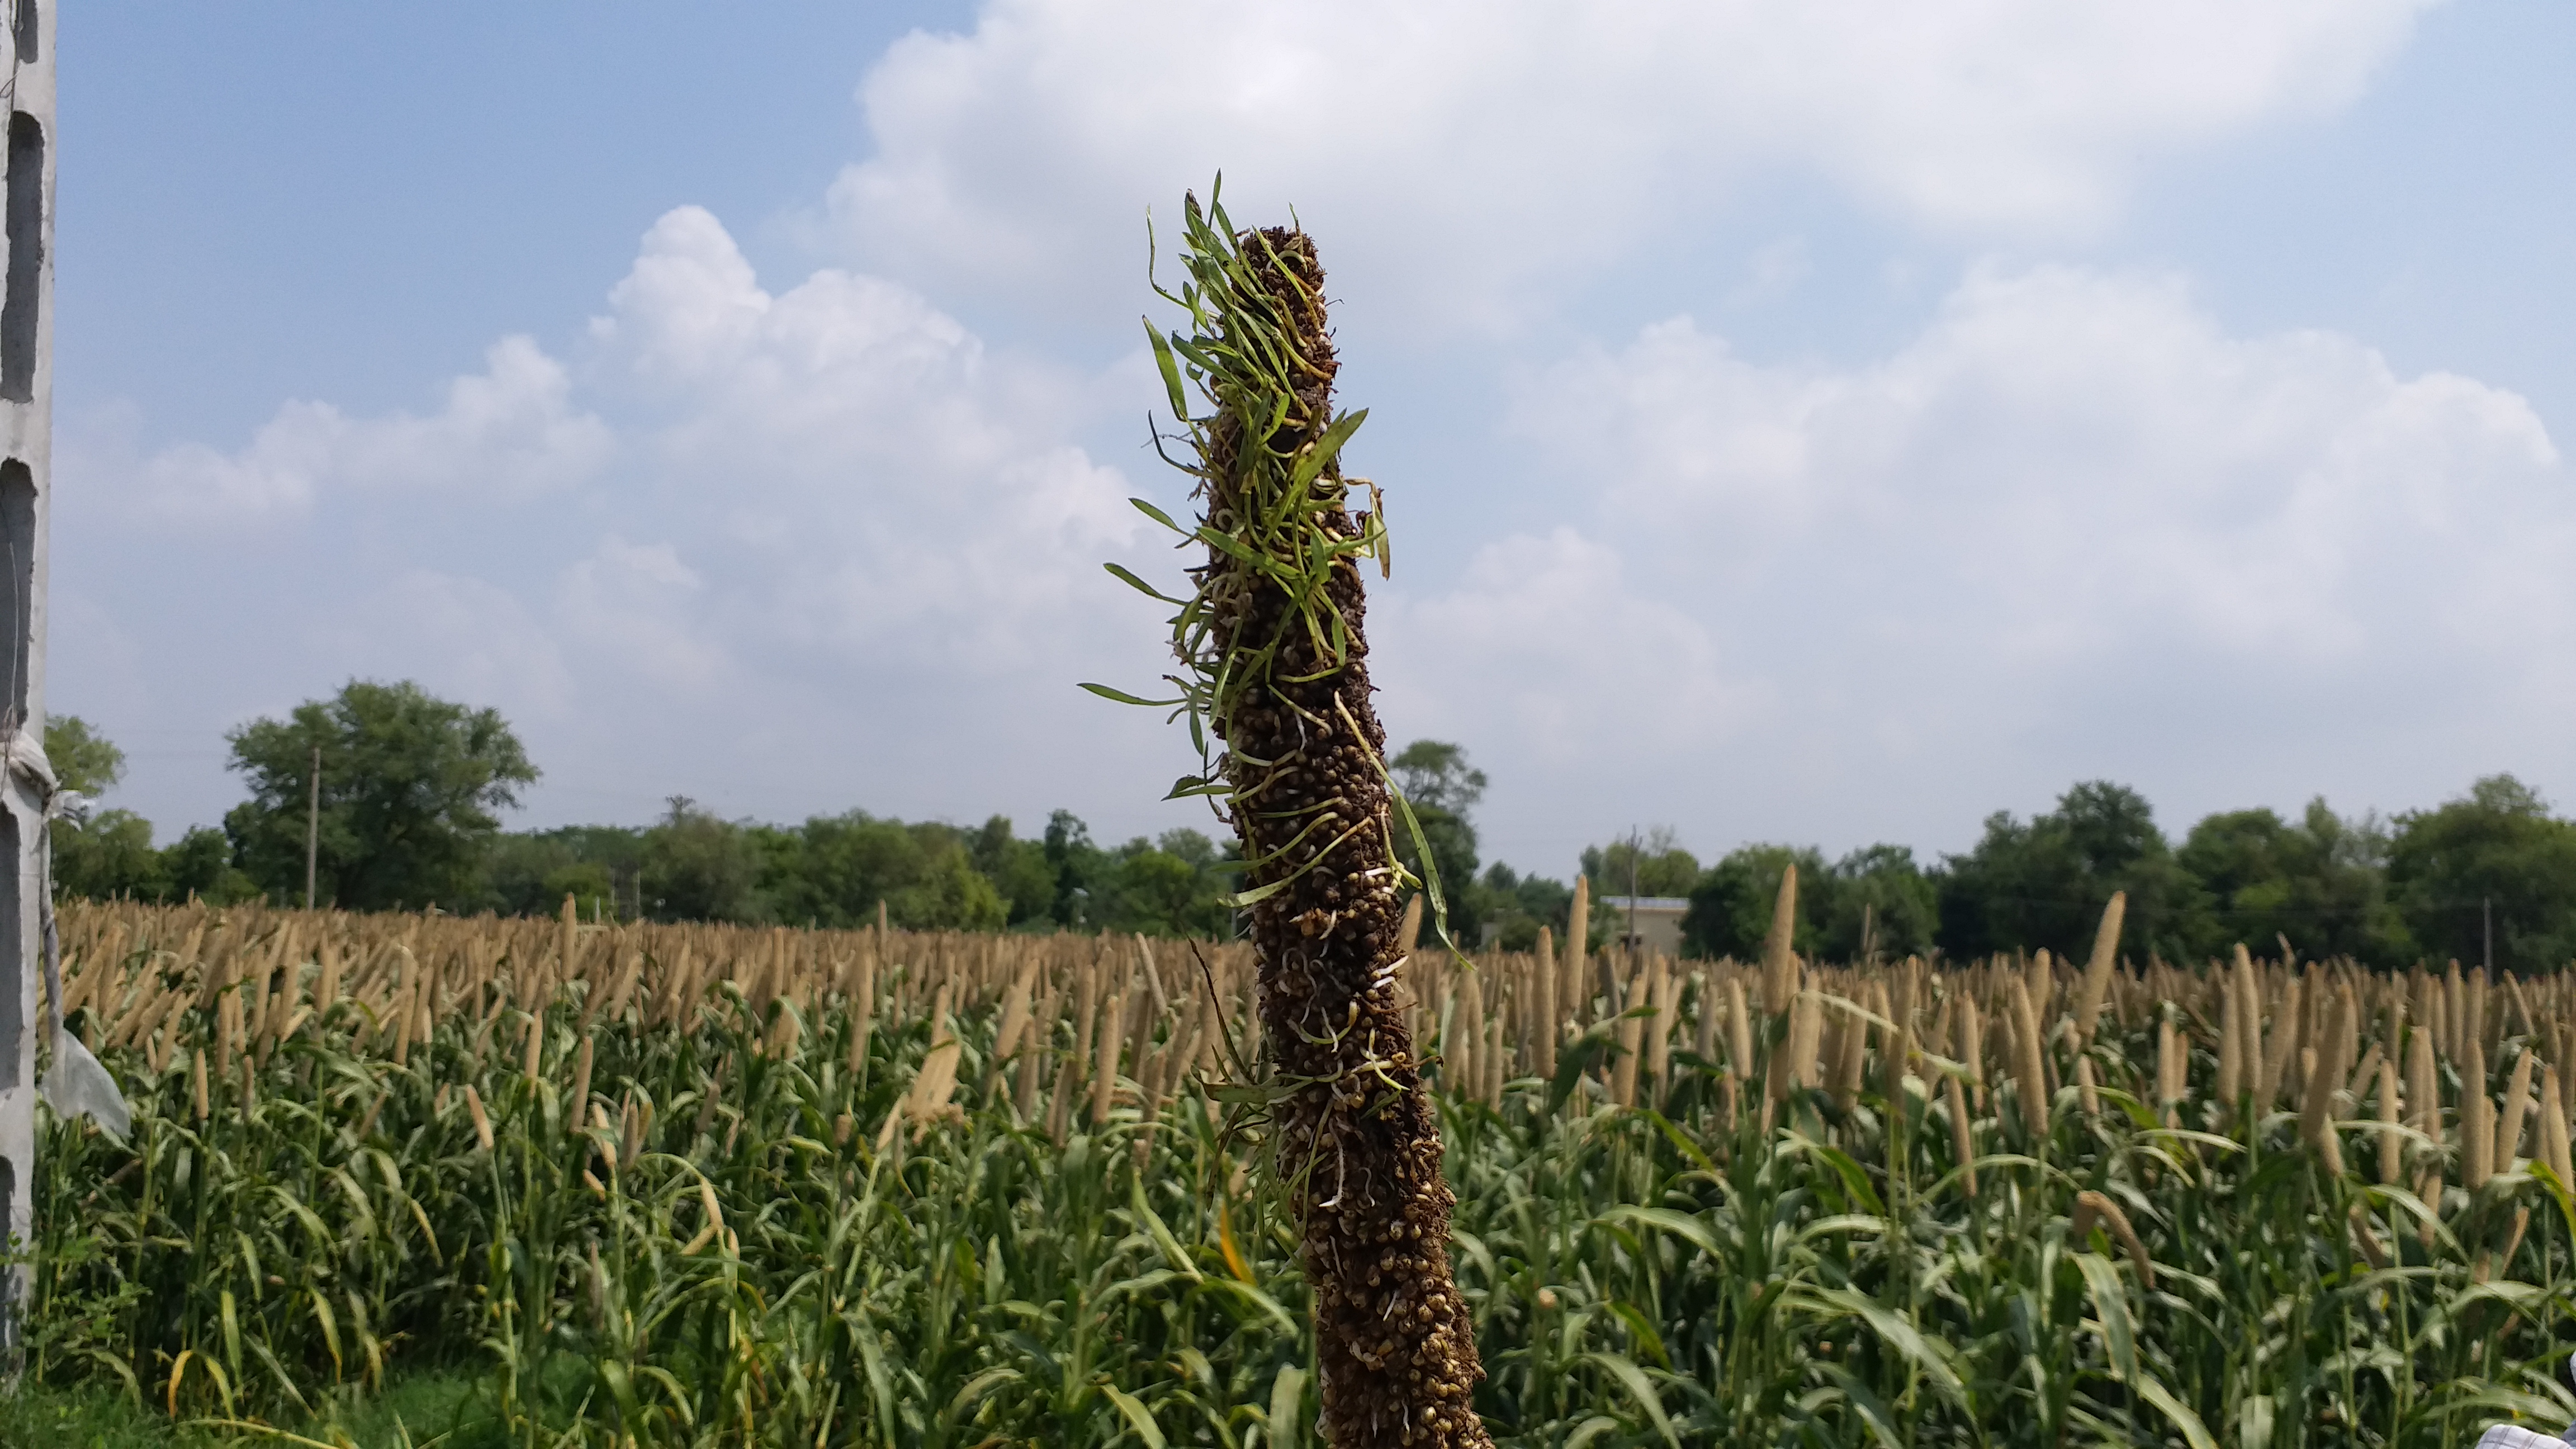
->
[224,681,538,911]
[48,714,143,897]
[756,810,1008,931]
[45,714,124,798]
[162,825,258,903]
[640,798,768,924]
[2177,799,2408,965]
[484,825,647,919]
[2386,775,2576,973]
[1937,781,2208,963]
[1820,844,1939,962]
[1390,740,1483,914]
[1581,827,1702,898]
[47,716,257,903]
[53,808,159,899]
[1390,740,1486,816]
[1475,863,1575,951]
[1043,809,1107,927]
[969,815,1059,927]
[1684,845,1830,959]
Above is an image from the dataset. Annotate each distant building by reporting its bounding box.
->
[1599,896,1691,958]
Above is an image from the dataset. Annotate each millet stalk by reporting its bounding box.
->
[1116,187,1491,1447]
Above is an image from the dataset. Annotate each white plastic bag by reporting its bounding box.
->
[11,724,132,1144]
[2477,1427,2576,1449]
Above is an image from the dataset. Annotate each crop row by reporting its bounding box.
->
[18,882,2576,1447]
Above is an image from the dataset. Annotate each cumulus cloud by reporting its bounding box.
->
[54,2,2556,878]
[101,337,612,523]
[56,206,1176,834]
[1377,529,1755,762]
[1395,264,2570,863]
[583,207,1147,678]
[826,0,2436,329]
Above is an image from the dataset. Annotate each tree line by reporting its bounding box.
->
[44,681,2576,970]
[1378,746,2576,976]
[45,681,1236,936]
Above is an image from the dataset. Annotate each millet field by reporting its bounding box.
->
[13,879,2576,1447]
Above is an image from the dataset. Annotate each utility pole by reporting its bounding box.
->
[304,744,320,909]
[0,0,56,1366]
[1626,827,1640,956]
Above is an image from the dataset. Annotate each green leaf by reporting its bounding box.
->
[1562,1418,1623,1449]
[1267,1364,1308,1449]
[1143,319,1190,419]
[1549,1031,1618,1116]
[1215,878,1291,909]
[2138,1376,2220,1449]
[1606,1300,1671,1370]
[1595,1205,1721,1261]
[1207,1277,1300,1337]
[1583,1351,1680,1449]
[1104,562,1185,605]
[1079,681,1183,708]
[1133,1177,1202,1282]
[1288,408,1369,493]
[1129,496,1187,533]
[2073,1251,2138,1385]
[1814,1363,1906,1449]
[1786,1286,1964,1404]
[1101,1382,1168,1448]
[853,1306,898,1447]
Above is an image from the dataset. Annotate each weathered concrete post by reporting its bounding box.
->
[0,0,55,1367]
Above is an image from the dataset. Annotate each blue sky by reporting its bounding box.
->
[51,0,2576,880]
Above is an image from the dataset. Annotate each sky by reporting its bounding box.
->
[48,0,2576,880]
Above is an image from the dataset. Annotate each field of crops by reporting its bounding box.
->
[17,880,2576,1447]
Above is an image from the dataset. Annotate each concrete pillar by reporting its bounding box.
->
[0,0,55,1367]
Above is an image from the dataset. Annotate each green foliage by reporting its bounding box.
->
[473,809,1239,936]
[2180,800,2412,965]
[1476,864,1576,952]
[224,680,539,911]
[48,717,258,904]
[2389,774,2576,972]
[1391,740,1488,817]
[51,690,2576,972]
[1681,844,1939,962]
[969,815,1058,926]
[485,825,646,920]
[1037,811,1239,938]
[1816,842,1940,960]
[29,924,2576,1447]
[1684,845,1830,959]
[1581,830,1702,900]
[53,808,163,899]
[753,809,1008,932]
[1938,780,2208,963]
[48,713,128,798]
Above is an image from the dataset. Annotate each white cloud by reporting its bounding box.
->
[57,3,2566,880]
[554,536,724,694]
[333,571,577,724]
[1410,263,2571,863]
[103,337,612,523]
[585,207,1147,677]
[825,0,2436,329]
[55,207,1177,836]
[1379,528,1756,761]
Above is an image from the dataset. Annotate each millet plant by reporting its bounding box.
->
[1105,184,1491,1448]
